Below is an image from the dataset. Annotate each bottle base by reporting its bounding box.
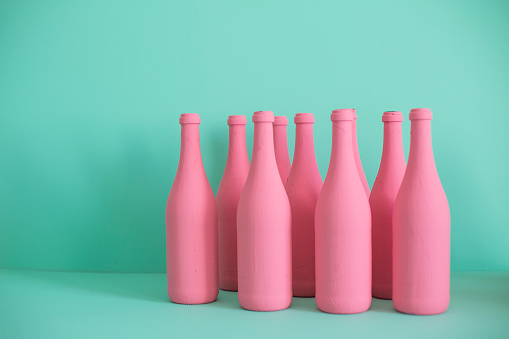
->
[393,296,449,315]
[372,288,392,300]
[169,296,218,305]
[219,276,238,292]
[168,288,218,305]
[394,305,448,316]
[316,296,371,314]
[292,282,315,297]
[317,305,370,315]
[239,293,292,312]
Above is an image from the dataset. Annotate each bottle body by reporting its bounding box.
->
[273,116,292,185]
[315,109,371,314]
[285,113,322,297]
[237,111,292,311]
[216,116,250,291]
[166,113,218,304]
[393,108,450,315]
[369,111,406,300]
[353,110,370,197]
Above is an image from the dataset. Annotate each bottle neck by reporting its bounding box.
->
[352,119,358,142]
[408,120,435,167]
[226,124,248,165]
[273,125,289,158]
[381,121,404,165]
[252,122,277,167]
[331,120,354,165]
[293,123,316,165]
[179,124,203,164]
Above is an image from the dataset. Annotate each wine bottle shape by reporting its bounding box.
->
[369,111,406,300]
[285,113,323,297]
[273,116,292,185]
[315,109,372,314]
[165,113,218,304]
[353,109,370,197]
[216,115,250,291]
[237,111,292,311]
[393,108,450,315]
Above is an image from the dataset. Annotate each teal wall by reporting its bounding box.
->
[1,0,508,272]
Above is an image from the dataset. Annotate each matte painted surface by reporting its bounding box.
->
[237,111,292,311]
[370,111,406,299]
[353,110,371,197]
[165,114,218,304]
[216,115,249,291]
[393,109,450,315]
[273,116,292,185]
[315,109,371,314]
[1,1,509,272]
[1,269,508,339]
[285,113,322,297]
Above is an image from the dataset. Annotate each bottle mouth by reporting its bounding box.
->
[382,111,403,122]
[273,116,289,126]
[331,109,354,121]
[409,108,433,120]
[179,113,200,124]
[252,111,275,123]
[294,113,314,124]
[352,109,357,120]
[227,115,247,125]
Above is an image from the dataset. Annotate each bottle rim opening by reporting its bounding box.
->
[331,109,354,121]
[180,113,200,124]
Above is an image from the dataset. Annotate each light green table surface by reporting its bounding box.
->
[1,270,508,338]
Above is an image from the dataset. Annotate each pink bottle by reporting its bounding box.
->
[216,115,250,291]
[369,111,406,300]
[273,116,292,185]
[237,111,292,311]
[285,113,322,297]
[166,113,218,304]
[315,109,372,314]
[393,108,450,315]
[353,109,370,197]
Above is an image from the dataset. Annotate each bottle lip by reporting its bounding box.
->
[227,115,247,125]
[252,111,275,123]
[382,111,403,122]
[273,115,289,126]
[331,109,354,121]
[294,113,314,124]
[179,113,200,124]
[352,109,358,120]
[409,108,433,120]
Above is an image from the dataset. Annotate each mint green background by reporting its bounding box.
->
[1,0,508,272]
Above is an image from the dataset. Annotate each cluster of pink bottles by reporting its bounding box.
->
[166,108,450,315]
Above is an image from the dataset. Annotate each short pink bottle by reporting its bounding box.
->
[273,116,292,185]
[285,113,323,297]
[315,109,372,314]
[369,111,406,300]
[353,109,370,197]
[166,113,218,304]
[393,108,450,315]
[237,111,292,312]
[216,115,250,291]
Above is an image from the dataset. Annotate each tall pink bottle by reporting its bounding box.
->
[216,115,250,291]
[273,116,292,185]
[315,109,371,314]
[369,111,406,300]
[285,113,322,297]
[165,113,218,304]
[393,108,450,315]
[237,111,292,311]
[353,109,370,197]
